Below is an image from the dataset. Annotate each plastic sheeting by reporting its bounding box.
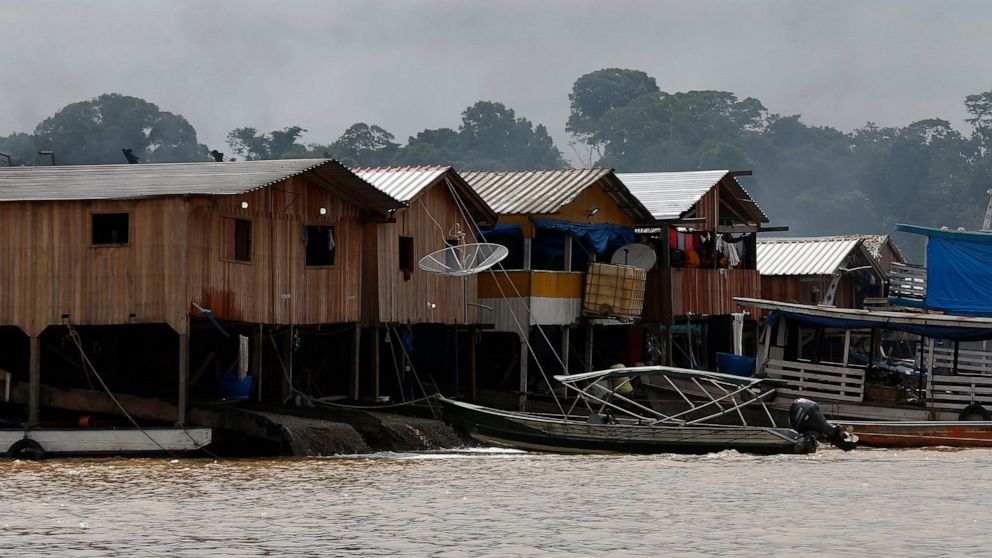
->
[925,236,992,316]
[533,219,634,255]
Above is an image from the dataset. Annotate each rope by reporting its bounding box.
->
[444,178,567,415]
[65,324,178,457]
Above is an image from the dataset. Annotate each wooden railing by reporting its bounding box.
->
[889,262,926,302]
[763,358,865,402]
[927,345,992,376]
[930,374,992,412]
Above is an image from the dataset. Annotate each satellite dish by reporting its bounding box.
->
[418,242,509,276]
[610,243,657,270]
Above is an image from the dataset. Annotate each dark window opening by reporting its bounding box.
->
[305,225,336,266]
[399,236,414,280]
[232,218,252,262]
[92,213,129,245]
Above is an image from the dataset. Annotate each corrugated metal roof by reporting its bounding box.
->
[460,168,615,215]
[0,159,383,202]
[352,166,448,203]
[757,237,863,276]
[617,170,768,223]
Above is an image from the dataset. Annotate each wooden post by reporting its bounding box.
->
[177,332,189,426]
[281,326,293,403]
[372,326,381,399]
[560,326,571,374]
[523,238,532,271]
[350,323,361,400]
[253,325,263,402]
[665,325,674,366]
[468,327,477,401]
[584,322,594,373]
[28,335,40,427]
[661,224,671,268]
[518,333,528,411]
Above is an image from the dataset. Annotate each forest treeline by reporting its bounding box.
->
[4,68,992,256]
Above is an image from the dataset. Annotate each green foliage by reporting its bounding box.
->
[226,126,310,161]
[30,93,208,164]
[567,68,992,258]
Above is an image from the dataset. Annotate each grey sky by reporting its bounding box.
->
[2,0,990,163]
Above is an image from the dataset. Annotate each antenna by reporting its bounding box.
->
[610,243,657,269]
[418,242,509,277]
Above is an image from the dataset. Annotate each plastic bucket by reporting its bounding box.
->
[217,372,253,400]
[717,352,756,377]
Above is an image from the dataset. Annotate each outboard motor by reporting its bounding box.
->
[789,398,858,451]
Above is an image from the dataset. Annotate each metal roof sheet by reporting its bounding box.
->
[352,166,449,203]
[617,170,768,223]
[460,168,616,215]
[0,159,385,202]
[756,236,862,276]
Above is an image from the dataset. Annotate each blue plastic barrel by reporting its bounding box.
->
[717,353,756,377]
[217,372,253,400]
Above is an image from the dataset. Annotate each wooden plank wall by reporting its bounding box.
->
[555,180,637,227]
[371,180,478,325]
[188,174,364,325]
[0,198,189,336]
[671,268,759,317]
[760,276,860,308]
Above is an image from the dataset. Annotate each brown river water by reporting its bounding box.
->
[0,448,989,557]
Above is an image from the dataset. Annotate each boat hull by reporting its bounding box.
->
[837,421,992,448]
[1,428,212,458]
[440,397,814,455]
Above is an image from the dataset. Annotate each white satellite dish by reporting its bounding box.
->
[418,242,509,276]
[610,243,657,270]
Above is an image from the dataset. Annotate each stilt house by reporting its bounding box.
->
[460,168,654,408]
[351,166,496,400]
[0,159,402,426]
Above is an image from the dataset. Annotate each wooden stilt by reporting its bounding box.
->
[518,333,529,411]
[177,333,189,426]
[560,326,571,374]
[29,335,40,427]
[253,324,263,402]
[468,327,477,401]
[584,322,594,373]
[372,326,381,399]
[665,325,674,366]
[281,326,293,403]
[350,323,361,400]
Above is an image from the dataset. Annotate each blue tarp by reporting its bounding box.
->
[478,224,524,240]
[533,219,634,255]
[768,310,992,342]
[925,236,992,316]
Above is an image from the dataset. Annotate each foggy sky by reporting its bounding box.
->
[3,0,991,164]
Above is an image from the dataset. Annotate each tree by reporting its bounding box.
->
[325,123,399,167]
[226,126,309,160]
[400,101,567,170]
[567,68,660,142]
[33,93,209,164]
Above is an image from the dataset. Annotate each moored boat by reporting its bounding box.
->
[440,366,857,455]
[2,427,212,459]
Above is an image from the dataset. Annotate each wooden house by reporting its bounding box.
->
[0,159,402,426]
[460,168,654,408]
[618,170,779,370]
[351,166,496,399]
[757,235,896,308]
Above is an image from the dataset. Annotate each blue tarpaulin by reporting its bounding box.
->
[768,310,992,341]
[478,224,524,240]
[925,236,992,316]
[533,219,634,255]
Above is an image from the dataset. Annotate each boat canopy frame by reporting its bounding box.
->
[553,365,784,428]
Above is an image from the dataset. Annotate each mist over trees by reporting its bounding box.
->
[4,74,992,256]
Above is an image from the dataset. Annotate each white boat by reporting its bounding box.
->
[2,427,212,459]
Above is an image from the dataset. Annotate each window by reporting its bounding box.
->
[92,213,129,245]
[223,217,252,262]
[399,236,414,280]
[305,225,336,267]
